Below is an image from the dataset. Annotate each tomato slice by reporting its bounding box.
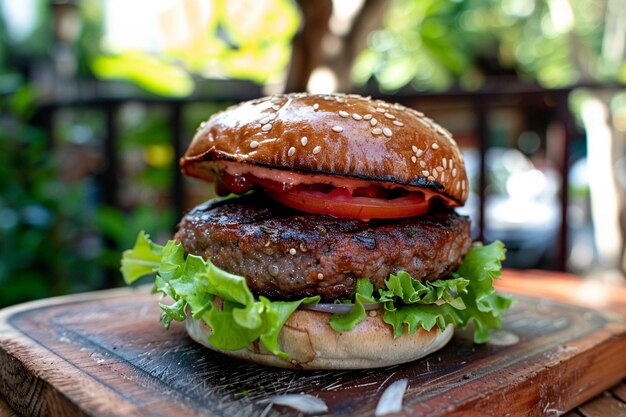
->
[216,170,432,220]
[266,187,430,221]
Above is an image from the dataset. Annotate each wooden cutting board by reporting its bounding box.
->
[1,285,626,417]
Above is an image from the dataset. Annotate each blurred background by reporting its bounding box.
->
[1,0,625,308]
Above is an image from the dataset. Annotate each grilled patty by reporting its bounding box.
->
[174,193,472,302]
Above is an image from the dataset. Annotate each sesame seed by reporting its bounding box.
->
[415,110,424,117]
[380,102,391,108]
[422,170,430,176]
[382,128,392,137]
[428,175,436,181]
[299,243,307,252]
[417,118,429,127]
[338,110,349,118]
[419,161,426,168]
[456,181,461,190]
[442,158,447,169]
[288,146,296,157]
[312,146,321,154]
[260,117,270,124]
[384,113,395,120]
[313,103,319,110]
[452,168,457,177]
[261,124,272,131]
[412,145,419,153]
[436,166,444,172]
[352,113,362,120]
[250,141,259,148]
[372,128,382,135]
[336,98,346,103]
[363,114,373,120]
[411,156,417,163]
[332,126,344,133]
[370,118,378,126]
[432,169,439,179]
[269,113,277,120]
[393,120,404,127]
[431,143,440,150]
[415,149,424,157]
[317,273,324,280]
[440,172,445,181]
[461,180,466,190]
[289,248,296,255]
[376,108,385,113]
[300,136,308,146]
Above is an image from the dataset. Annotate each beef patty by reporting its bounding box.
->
[174,193,472,302]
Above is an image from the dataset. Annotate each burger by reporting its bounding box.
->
[121,93,513,370]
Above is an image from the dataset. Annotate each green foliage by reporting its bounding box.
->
[0,0,51,60]
[0,100,182,307]
[354,0,625,91]
[0,86,180,308]
[75,0,105,77]
[91,53,195,97]
[88,0,300,96]
[0,115,103,306]
[0,108,177,307]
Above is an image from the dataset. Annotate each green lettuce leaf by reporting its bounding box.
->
[258,296,319,357]
[120,231,163,284]
[329,279,376,331]
[121,232,513,359]
[451,241,515,343]
[121,232,319,358]
[329,241,513,343]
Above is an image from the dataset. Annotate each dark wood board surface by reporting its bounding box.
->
[1,285,626,417]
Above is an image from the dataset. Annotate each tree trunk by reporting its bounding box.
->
[285,0,391,93]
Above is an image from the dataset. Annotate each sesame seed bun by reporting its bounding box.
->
[177,92,469,369]
[186,306,454,370]
[181,93,469,205]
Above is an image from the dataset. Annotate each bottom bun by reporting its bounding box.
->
[185,309,454,370]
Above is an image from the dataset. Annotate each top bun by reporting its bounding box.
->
[181,93,469,205]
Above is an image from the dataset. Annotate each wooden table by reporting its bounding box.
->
[1,269,626,417]
[496,270,626,417]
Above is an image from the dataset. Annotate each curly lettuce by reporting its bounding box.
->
[122,232,513,358]
[331,241,514,343]
[121,232,318,359]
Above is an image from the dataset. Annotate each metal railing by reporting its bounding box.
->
[32,82,585,284]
